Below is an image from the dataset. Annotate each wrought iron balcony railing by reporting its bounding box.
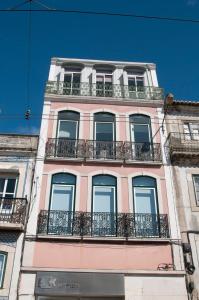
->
[167,132,199,156]
[46,138,85,159]
[45,81,164,101]
[0,197,27,225]
[45,138,162,163]
[123,142,162,162]
[85,140,123,161]
[37,210,169,239]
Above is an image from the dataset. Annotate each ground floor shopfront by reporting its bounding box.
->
[18,271,188,300]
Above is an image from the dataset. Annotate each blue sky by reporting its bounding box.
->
[0,0,199,134]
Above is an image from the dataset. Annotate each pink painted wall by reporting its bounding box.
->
[33,100,171,272]
[33,241,172,271]
[47,102,160,143]
[40,163,168,213]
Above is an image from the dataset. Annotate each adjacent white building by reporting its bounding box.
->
[0,134,38,300]
[165,97,199,300]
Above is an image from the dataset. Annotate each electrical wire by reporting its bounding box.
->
[0,6,199,24]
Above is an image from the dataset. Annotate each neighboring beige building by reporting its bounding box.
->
[0,134,38,300]
[165,98,199,299]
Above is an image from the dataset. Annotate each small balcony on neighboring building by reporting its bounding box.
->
[0,197,27,230]
[37,210,170,240]
[45,81,164,102]
[167,132,199,163]
[45,138,162,165]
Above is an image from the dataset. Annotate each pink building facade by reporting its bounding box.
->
[19,58,187,300]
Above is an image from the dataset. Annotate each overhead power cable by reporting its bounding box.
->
[1,6,199,24]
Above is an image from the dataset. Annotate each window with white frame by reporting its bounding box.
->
[48,173,76,235]
[92,175,117,236]
[0,177,17,213]
[183,123,199,141]
[126,69,145,94]
[132,176,159,236]
[94,112,115,159]
[96,68,113,97]
[63,66,82,95]
[193,175,199,206]
[0,252,7,288]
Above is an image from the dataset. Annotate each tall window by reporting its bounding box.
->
[56,111,80,157]
[126,69,145,98]
[63,66,81,95]
[0,252,7,288]
[193,175,199,206]
[48,173,76,235]
[0,177,17,213]
[57,111,80,140]
[96,68,113,97]
[94,112,115,159]
[130,114,152,160]
[183,123,199,141]
[132,176,159,236]
[92,175,117,236]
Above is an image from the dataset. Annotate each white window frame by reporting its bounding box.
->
[133,186,157,214]
[57,120,78,140]
[130,123,151,143]
[0,177,17,212]
[183,122,199,141]
[92,185,116,213]
[63,71,81,94]
[50,184,75,212]
[94,121,115,141]
[96,72,113,96]
[0,252,7,288]
[193,175,199,206]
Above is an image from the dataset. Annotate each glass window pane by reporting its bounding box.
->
[133,176,156,187]
[52,173,76,185]
[64,74,72,83]
[96,123,113,141]
[93,175,116,186]
[73,74,80,83]
[93,186,115,213]
[130,114,150,124]
[193,175,199,205]
[58,121,77,139]
[128,78,136,87]
[51,185,74,211]
[58,111,80,121]
[137,77,144,87]
[134,187,156,214]
[6,179,16,194]
[0,253,6,287]
[132,124,150,143]
[96,75,104,83]
[94,113,115,122]
[0,179,5,193]
[105,75,112,83]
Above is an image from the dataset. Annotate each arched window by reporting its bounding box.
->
[92,175,117,236]
[57,111,80,140]
[48,173,76,235]
[0,252,7,288]
[130,114,151,143]
[63,64,83,95]
[50,173,76,212]
[95,66,114,97]
[132,176,158,215]
[93,112,116,159]
[94,112,115,142]
[129,114,152,160]
[132,176,160,237]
